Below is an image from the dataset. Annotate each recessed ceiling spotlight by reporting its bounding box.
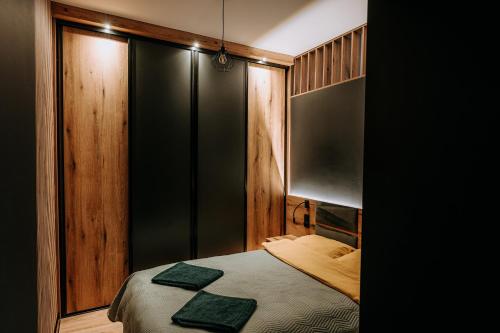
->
[262,57,267,62]
[104,23,111,32]
[193,42,200,48]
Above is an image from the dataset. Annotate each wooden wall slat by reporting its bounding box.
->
[294,57,301,95]
[36,0,59,331]
[300,54,308,93]
[63,26,129,313]
[316,47,324,89]
[308,50,316,91]
[324,43,333,86]
[342,34,352,81]
[247,63,286,250]
[333,38,343,84]
[352,29,363,78]
[286,67,292,215]
[362,26,367,75]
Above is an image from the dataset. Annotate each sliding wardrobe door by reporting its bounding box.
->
[197,53,246,258]
[62,26,128,313]
[131,39,192,271]
[247,63,286,250]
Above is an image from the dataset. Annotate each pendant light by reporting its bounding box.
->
[212,0,233,72]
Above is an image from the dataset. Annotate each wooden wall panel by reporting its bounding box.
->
[285,195,317,236]
[35,0,59,330]
[62,26,128,313]
[247,63,286,250]
[285,195,363,245]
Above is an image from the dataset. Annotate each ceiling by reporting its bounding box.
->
[54,0,367,56]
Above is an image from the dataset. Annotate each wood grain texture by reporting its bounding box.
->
[247,63,286,250]
[286,67,292,200]
[300,54,308,93]
[308,51,316,91]
[357,210,363,248]
[293,58,301,95]
[362,26,367,75]
[324,43,333,86]
[59,309,122,333]
[51,2,293,66]
[351,29,362,78]
[35,0,59,331]
[341,34,352,81]
[332,38,342,84]
[315,47,324,89]
[63,26,128,313]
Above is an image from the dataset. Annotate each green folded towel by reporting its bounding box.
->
[172,291,257,332]
[152,262,223,290]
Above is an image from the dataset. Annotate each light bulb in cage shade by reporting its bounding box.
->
[212,46,233,72]
[218,52,227,65]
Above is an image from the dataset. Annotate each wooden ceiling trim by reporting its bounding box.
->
[51,2,294,66]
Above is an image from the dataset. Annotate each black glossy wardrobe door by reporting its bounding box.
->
[131,39,192,271]
[197,53,246,258]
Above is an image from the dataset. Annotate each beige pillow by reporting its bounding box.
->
[335,249,361,276]
[294,234,354,259]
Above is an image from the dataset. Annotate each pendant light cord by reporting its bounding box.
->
[222,0,225,47]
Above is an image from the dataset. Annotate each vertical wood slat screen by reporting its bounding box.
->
[291,24,367,96]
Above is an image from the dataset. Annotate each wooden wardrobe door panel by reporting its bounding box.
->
[62,26,128,313]
[247,63,286,250]
[197,53,246,258]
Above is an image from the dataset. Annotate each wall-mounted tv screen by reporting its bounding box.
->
[289,77,365,208]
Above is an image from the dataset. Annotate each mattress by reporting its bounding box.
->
[109,250,359,333]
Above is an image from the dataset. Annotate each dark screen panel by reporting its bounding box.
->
[131,39,192,271]
[197,53,246,258]
[290,77,365,208]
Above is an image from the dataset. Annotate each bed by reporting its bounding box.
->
[108,234,360,333]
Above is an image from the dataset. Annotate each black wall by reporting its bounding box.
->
[361,2,466,332]
[0,0,38,331]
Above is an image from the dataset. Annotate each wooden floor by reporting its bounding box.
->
[59,309,123,333]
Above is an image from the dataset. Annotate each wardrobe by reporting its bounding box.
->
[60,25,285,314]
